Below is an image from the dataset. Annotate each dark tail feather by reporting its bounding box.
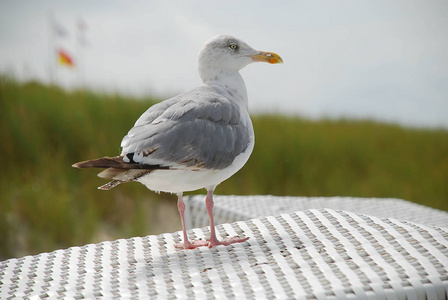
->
[72,156,169,170]
[97,168,153,190]
[73,156,170,190]
[98,180,123,190]
[72,156,126,169]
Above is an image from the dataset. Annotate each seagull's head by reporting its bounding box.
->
[198,35,283,83]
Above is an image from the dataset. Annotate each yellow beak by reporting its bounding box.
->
[249,51,283,64]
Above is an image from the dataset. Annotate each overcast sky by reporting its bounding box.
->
[1,0,447,128]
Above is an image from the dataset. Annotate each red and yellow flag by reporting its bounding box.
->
[57,49,74,67]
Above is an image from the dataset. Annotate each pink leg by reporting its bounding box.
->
[175,193,208,249]
[206,189,249,248]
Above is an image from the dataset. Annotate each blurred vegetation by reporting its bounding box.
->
[1,77,447,260]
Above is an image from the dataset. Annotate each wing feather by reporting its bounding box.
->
[120,86,252,170]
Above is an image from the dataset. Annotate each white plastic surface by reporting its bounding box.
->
[1,208,447,299]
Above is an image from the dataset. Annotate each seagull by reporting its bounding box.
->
[73,35,283,249]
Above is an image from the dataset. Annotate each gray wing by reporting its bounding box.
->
[121,86,252,170]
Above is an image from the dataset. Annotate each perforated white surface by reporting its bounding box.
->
[185,196,448,229]
[1,209,447,299]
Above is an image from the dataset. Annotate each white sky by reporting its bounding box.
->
[1,0,447,128]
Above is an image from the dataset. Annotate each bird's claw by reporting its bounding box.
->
[175,239,209,250]
[176,236,249,250]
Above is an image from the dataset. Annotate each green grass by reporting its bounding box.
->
[1,77,447,260]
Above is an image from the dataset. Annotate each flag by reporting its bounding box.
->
[49,11,69,38]
[53,21,69,38]
[77,18,89,47]
[77,18,88,32]
[54,24,68,38]
[57,49,75,67]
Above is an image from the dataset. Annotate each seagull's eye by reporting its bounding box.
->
[229,43,238,51]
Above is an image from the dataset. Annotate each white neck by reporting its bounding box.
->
[202,71,249,109]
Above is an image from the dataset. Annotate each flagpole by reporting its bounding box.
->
[47,11,56,84]
[76,18,84,89]
[48,12,77,88]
